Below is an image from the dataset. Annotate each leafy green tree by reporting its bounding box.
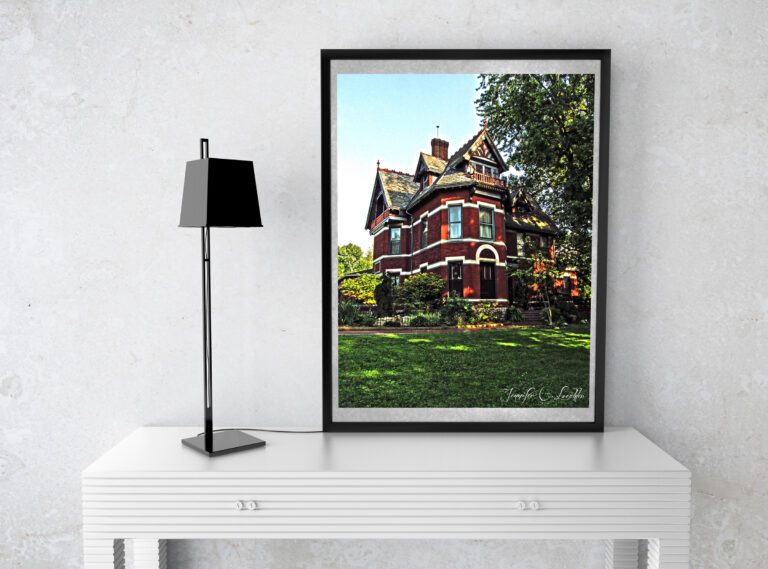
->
[509,252,559,324]
[396,273,444,311]
[337,243,373,277]
[338,273,381,305]
[476,74,595,286]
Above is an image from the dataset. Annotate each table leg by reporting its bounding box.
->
[646,538,690,568]
[84,538,125,569]
[133,538,168,569]
[605,539,640,569]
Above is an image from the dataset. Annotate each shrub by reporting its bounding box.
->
[406,312,441,328]
[505,305,523,323]
[396,273,444,310]
[339,273,381,305]
[383,319,401,327]
[408,315,429,327]
[471,302,506,324]
[355,311,376,326]
[338,300,359,326]
[440,298,474,326]
[556,300,579,323]
[540,307,561,325]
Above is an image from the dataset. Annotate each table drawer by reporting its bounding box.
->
[83,475,691,539]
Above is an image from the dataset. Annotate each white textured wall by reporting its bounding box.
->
[1,1,766,568]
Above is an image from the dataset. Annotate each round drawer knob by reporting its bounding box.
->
[246,500,258,510]
[234,501,245,511]
[529,501,540,511]
[516,501,527,511]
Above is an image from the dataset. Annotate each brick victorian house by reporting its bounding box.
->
[364,126,575,304]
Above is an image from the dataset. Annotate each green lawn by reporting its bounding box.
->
[338,325,590,408]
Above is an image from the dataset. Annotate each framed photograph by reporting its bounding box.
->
[322,50,610,431]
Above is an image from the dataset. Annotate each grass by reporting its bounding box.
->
[338,325,590,408]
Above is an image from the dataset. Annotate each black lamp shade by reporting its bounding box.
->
[179,158,262,228]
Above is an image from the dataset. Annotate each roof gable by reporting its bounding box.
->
[445,125,508,172]
[379,169,419,209]
[414,152,447,178]
[364,168,419,228]
[506,188,559,235]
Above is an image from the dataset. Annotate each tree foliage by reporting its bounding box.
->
[476,74,595,286]
[338,273,381,305]
[396,273,444,310]
[509,252,559,324]
[337,243,373,277]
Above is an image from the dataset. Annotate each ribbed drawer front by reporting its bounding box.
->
[83,474,691,539]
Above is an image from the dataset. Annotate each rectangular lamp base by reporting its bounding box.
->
[181,430,266,457]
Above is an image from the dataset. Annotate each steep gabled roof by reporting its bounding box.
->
[407,126,509,210]
[505,188,559,235]
[378,169,419,209]
[414,152,447,178]
[364,167,420,228]
[444,125,507,173]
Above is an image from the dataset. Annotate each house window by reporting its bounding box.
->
[472,163,499,178]
[389,227,401,254]
[448,205,462,239]
[516,232,525,257]
[448,261,463,298]
[480,262,496,299]
[479,206,494,240]
[375,194,385,217]
[420,218,428,249]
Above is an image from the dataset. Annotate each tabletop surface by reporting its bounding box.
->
[83,427,688,476]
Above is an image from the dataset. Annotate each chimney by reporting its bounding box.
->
[431,138,449,161]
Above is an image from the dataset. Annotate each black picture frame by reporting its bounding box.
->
[322,49,610,432]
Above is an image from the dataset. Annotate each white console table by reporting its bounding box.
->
[82,427,690,569]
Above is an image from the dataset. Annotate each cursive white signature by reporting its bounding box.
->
[501,386,585,404]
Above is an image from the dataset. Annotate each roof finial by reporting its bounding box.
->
[376,159,380,170]
[436,125,440,138]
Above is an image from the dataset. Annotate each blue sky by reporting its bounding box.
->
[336,74,483,250]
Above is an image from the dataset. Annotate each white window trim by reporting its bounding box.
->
[479,204,495,241]
[447,203,463,239]
[371,223,412,237]
[411,201,504,221]
[373,253,410,263]
[375,257,505,276]
[412,237,506,255]
[476,244,501,263]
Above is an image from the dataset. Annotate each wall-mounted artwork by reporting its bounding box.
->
[322,50,610,431]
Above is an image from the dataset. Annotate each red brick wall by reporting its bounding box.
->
[367,190,511,302]
[372,224,412,260]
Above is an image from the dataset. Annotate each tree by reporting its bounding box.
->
[396,273,444,311]
[338,273,381,305]
[337,243,373,277]
[509,252,559,324]
[476,74,595,287]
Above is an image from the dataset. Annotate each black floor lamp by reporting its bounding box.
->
[179,139,266,457]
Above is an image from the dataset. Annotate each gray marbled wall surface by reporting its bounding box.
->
[1,1,766,568]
